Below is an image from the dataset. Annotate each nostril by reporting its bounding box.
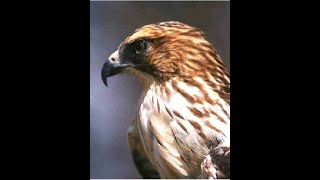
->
[111,57,115,62]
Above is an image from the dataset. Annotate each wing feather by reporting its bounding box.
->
[127,119,160,178]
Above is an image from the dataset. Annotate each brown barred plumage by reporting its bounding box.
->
[101,21,230,179]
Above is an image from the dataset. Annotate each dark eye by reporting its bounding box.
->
[134,40,147,55]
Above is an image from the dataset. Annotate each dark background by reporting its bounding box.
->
[90,1,230,178]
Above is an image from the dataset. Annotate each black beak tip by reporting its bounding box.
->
[101,70,108,87]
[101,68,109,87]
[101,59,123,87]
[102,77,108,87]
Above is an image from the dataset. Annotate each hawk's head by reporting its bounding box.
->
[102,21,229,101]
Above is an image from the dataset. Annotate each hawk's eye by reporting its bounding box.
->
[134,40,147,55]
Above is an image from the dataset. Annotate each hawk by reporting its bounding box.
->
[101,21,230,179]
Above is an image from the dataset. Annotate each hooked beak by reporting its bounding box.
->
[101,50,126,87]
